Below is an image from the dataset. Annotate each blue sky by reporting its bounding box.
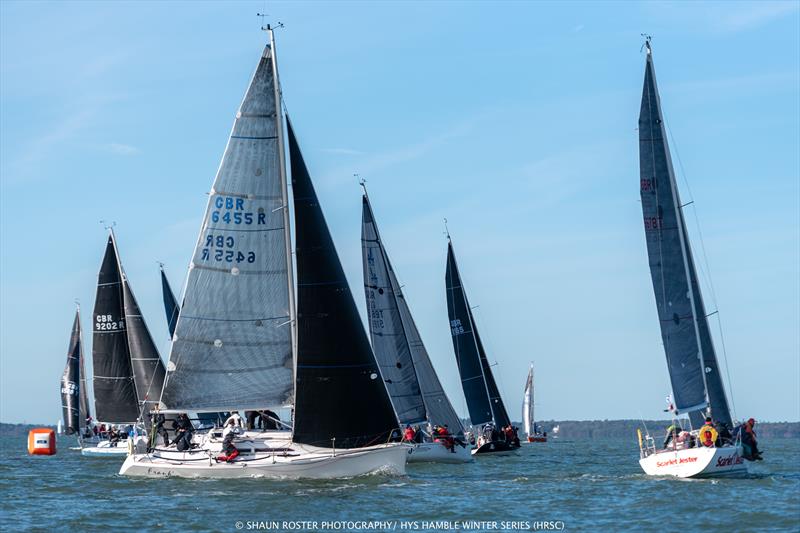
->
[1,1,798,425]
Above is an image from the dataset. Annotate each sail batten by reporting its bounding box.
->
[161,43,293,411]
[290,120,398,448]
[638,47,732,427]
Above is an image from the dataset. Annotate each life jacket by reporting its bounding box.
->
[217,448,240,462]
[404,428,415,441]
[700,426,718,447]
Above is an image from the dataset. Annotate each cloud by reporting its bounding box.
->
[105,142,140,155]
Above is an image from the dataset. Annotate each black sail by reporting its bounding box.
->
[445,241,493,425]
[473,318,511,428]
[160,266,180,339]
[92,235,139,423]
[122,274,167,415]
[289,120,398,448]
[638,46,732,427]
[78,322,91,427]
[61,310,82,435]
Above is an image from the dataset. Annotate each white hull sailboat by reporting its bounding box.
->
[635,38,752,478]
[82,436,147,457]
[407,441,472,464]
[120,441,407,479]
[639,444,747,478]
[122,26,407,479]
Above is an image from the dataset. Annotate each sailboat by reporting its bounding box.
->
[522,364,546,443]
[361,191,472,463]
[120,27,407,479]
[83,231,167,456]
[60,305,97,447]
[445,234,519,455]
[636,39,748,478]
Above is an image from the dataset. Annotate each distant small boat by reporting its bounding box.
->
[522,363,546,443]
[635,38,750,478]
[445,233,520,455]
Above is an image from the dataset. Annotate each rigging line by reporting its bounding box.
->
[664,118,737,421]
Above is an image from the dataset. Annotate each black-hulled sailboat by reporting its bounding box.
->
[120,27,407,478]
[60,305,97,446]
[445,234,519,455]
[636,39,749,477]
[362,191,472,463]
[84,230,166,456]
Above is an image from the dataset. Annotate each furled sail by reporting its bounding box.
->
[361,195,427,425]
[161,43,294,411]
[638,44,732,427]
[362,194,465,435]
[522,364,533,437]
[290,120,399,448]
[122,275,166,415]
[160,265,180,339]
[92,236,139,423]
[445,241,494,426]
[61,309,82,435]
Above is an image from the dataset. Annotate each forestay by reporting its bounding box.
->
[161,44,293,411]
[638,45,731,427]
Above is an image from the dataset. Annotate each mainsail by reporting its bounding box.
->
[92,236,139,423]
[122,275,166,415]
[522,364,533,437]
[61,309,82,435]
[638,43,732,427]
[361,195,426,425]
[160,265,180,339]
[445,240,511,428]
[160,41,294,411]
[289,120,399,448]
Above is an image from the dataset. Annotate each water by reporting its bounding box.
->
[2,436,798,532]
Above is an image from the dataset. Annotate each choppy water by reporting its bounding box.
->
[1,436,797,532]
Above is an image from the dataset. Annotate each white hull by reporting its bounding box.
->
[119,441,409,479]
[407,442,472,463]
[81,436,147,457]
[639,445,749,478]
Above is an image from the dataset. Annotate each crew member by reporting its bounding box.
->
[403,425,416,442]
[741,418,763,461]
[224,411,245,429]
[172,413,194,451]
[217,419,240,462]
[663,423,680,449]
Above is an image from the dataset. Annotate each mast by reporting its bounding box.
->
[638,40,731,426]
[268,25,298,407]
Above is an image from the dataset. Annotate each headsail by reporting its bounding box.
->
[92,236,139,423]
[161,42,294,411]
[362,194,465,435]
[122,274,166,416]
[160,265,180,339]
[289,120,399,448]
[522,364,533,437]
[361,195,427,425]
[61,309,82,435]
[638,44,732,427]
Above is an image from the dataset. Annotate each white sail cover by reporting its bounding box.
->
[161,44,293,410]
[522,365,533,437]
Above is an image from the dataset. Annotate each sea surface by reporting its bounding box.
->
[1,436,797,532]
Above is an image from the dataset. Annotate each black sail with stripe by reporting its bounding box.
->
[289,120,399,448]
[445,241,494,426]
[638,45,731,427]
[92,236,139,423]
[160,266,180,340]
[61,309,82,435]
[122,273,166,415]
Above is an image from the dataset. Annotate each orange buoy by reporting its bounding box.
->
[28,428,57,455]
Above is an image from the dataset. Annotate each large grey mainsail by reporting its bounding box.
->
[361,194,465,435]
[361,195,426,425]
[638,43,732,427]
[161,42,294,411]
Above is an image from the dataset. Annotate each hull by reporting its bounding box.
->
[119,442,409,479]
[526,435,547,443]
[471,440,520,456]
[81,436,147,457]
[639,445,749,478]
[407,441,473,463]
